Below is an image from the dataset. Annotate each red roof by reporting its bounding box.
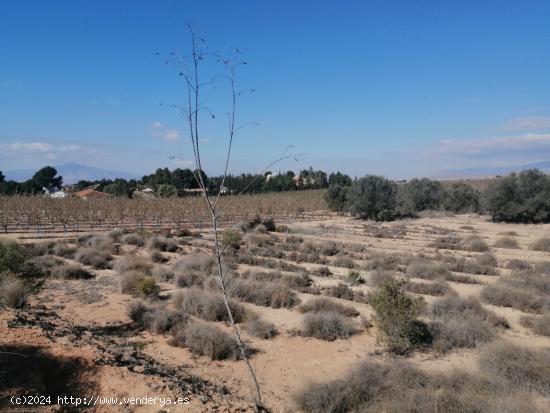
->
[75,188,112,199]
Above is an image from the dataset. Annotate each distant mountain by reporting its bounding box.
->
[440,161,550,179]
[5,163,140,184]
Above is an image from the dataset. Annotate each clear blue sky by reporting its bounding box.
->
[1,0,550,178]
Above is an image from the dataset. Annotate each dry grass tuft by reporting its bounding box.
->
[50,263,93,279]
[146,235,179,252]
[406,260,450,279]
[113,255,152,275]
[120,270,159,298]
[121,233,145,247]
[494,237,520,249]
[170,319,245,360]
[173,287,247,323]
[0,277,29,308]
[404,280,451,296]
[479,340,550,396]
[299,297,359,317]
[244,318,278,339]
[229,278,299,308]
[519,314,550,336]
[74,248,112,269]
[462,235,490,252]
[299,311,356,341]
[529,236,550,252]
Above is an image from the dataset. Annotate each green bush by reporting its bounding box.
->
[485,169,550,223]
[325,184,350,212]
[370,277,426,354]
[346,175,398,221]
[398,178,445,214]
[443,182,481,213]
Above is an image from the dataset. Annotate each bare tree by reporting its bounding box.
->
[168,23,266,410]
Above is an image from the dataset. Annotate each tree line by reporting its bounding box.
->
[0,165,340,197]
[326,169,550,224]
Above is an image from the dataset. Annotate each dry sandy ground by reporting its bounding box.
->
[1,214,550,412]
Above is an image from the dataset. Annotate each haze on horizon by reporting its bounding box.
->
[1,0,549,180]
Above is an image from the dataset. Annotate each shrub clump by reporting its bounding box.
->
[75,247,112,269]
[479,340,550,396]
[529,236,550,252]
[172,254,217,288]
[113,255,152,275]
[120,271,159,298]
[229,278,299,309]
[404,280,450,296]
[50,263,93,279]
[244,318,278,339]
[127,300,184,334]
[299,297,359,317]
[0,277,30,308]
[120,233,145,246]
[370,277,426,354]
[294,358,541,413]
[173,287,247,323]
[299,311,356,341]
[494,237,520,249]
[406,260,450,279]
[462,235,489,252]
[428,296,507,353]
[519,314,550,336]
[146,235,178,252]
[170,319,245,360]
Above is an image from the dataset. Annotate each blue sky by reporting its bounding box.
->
[1,0,550,179]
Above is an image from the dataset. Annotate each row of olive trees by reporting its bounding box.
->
[326,169,550,223]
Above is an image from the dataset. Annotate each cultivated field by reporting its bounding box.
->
[1,212,550,412]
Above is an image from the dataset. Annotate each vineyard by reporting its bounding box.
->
[0,190,331,234]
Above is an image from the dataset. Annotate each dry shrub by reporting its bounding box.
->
[444,273,483,284]
[244,318,278,339]
[406,260,449,279]
[463,235,490,252]
[107,228,127,242]
[506,259,531,271]
[481,272,550,313]
[50,263,93,279]
[459,225,475,230]
[29,254,64,276]
[318,241,341,256]
[222,229,242,250]
[173,287,247,323]
[149,251,167,264]
[431,235,462,250]
[479,340,550,396]
[127,300,184,334]
[0,277,29,308]
[520,314,550,336]
[294,359,541,413]
[146,235,178,252]
[499,230,519,236]
[52,243,76,258]
[300,311,356,341]
[120,271,159,298]
[494,237,520,249]
[363,252,401,271]
[229,278,299,309]
[75,247,112,269]
[299,297,359,317]
[151,265,174,282]
[24,241,55,257]
[84,236,117,253]
[243,232,275,248]
[347,270,363,285]
[314,267,333,277]
[324,283,354,301]
[529,236,550,252]
[121,233,145,246]
[172,254,216,286]
[476,252,497,267]
[442,254,497,275]
[368,269,393,287]
[113,255,152,275]
[535,261,550,274]
[429,295,508,353]
[170,319,244,360]
[404,280,450,296]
